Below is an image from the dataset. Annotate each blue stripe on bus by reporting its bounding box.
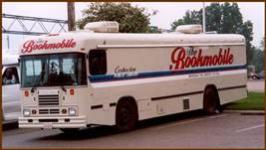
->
[89,65,247,83]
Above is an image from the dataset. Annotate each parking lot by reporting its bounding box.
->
[3,110,264,148]
[247,79,265,92]
[2,80,265,148]
[2,2,265,149]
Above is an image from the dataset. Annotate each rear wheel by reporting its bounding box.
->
[115,99,138,132]
[203,87,222,114]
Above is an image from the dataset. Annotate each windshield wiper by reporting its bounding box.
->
[31,80,38,93]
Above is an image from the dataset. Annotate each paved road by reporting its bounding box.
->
[3,111,264,148]
[247,79,265,92]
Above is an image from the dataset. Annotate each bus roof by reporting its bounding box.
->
[19,31,246,56]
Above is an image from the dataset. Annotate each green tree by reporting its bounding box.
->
[238,20,254,63]
[221,2,243,33]
[196,3,223,32]
[260,37,264,50]
[251,47,264,73]
[77,2,153,33]
[171,2,245,33]
[171,10,200,31]
[251,38,265,73]
[170,2,254,64]
[147,26,161,33]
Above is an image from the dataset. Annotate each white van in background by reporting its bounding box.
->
[2,52,21,123]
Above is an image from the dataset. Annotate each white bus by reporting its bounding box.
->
[18,22,247,132]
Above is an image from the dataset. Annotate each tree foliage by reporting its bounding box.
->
[239,20,253,63]
[260,37,264,50]
[77,2,153,33]
[251,47,264,73]
[171,2,254,65]
[251,37,265,73]
[147,26,162,33]
[171,10,200,30]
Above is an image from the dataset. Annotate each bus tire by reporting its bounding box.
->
[115,98,138,132]
[203,86,222,114]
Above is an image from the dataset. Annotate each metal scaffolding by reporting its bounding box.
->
[2,14,68,35]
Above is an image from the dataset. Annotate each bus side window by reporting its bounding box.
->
[89,50,107,75]
[2,67,19,85]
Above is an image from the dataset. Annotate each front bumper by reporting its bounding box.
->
[18,116,87,129]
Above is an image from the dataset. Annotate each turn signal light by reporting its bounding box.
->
[24,90,29,97]
[70,89,75,95]
[62,109,67,114]
[32,109,37,115]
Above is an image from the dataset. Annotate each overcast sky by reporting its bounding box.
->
[2,2,265,52]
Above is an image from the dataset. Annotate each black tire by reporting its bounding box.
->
[115,99,138,132]
[203,87,222,114]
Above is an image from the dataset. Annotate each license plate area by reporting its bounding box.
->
[43,122,53,129]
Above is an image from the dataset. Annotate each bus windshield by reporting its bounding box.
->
[20,53,87,88]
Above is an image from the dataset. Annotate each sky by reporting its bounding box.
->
[2,2,265,53]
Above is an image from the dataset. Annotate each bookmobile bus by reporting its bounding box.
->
[18,22,247,132]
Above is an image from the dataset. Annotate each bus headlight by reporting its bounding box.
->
[23,109,31,117]
[69,107,77,116]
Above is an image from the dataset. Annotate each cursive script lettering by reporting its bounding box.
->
[170,47,234,70]
[21,39,76,53]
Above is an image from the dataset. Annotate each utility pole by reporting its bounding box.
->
[67,2,76,31]
[202,2,206,33]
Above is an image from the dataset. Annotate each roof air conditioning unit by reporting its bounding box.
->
[175,24,202,34]
[84,21,119,33]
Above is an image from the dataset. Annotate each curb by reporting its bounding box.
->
[223,110,265,115]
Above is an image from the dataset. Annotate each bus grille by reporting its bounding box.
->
[38,95,59,106]
[39,109,60,114]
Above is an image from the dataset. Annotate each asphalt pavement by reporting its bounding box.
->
[247,79,265,92]
[3,111,264,148]
[2,80,264,148]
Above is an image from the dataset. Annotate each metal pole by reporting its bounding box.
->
[67,2,76,31]
[202,2,206,33]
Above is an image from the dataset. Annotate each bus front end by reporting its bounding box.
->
[18,51,88,129]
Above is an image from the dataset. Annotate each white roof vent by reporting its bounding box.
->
[175,24,202,34]
[84,21,119,33]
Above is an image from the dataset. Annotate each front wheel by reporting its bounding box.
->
[115,100,138,132]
